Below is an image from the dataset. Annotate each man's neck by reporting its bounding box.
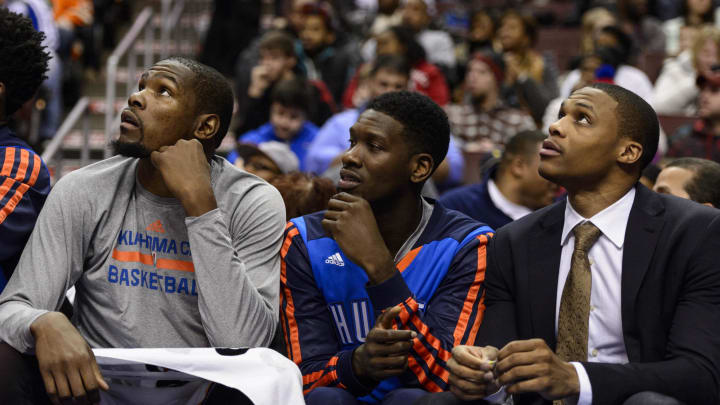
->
[494,171,527,208]
[566,180,635,218]
[371,191,424,257]
[137,158,175,198]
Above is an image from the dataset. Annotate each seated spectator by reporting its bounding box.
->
[309,55,463,185]
[653,157,720,207]
[446,52,536,157]
[424,83,720,405]
[0,8,51,292]
[467,8,497,56]
[497,10,559,123]
[617,0,666,54]
[0,57,286,404]
[270,172,336,218]
[345,26,450,107]
[231,142,300,182]
[578,7,618,57]
[560,25,654,104]
[663,0,720,56]
[654,26,720,115]
[297,3,360,104]
[368,0,402,36]
[237,78,319,172]
[439,130,558,230]
[280,91,493,405]
[236,30,335,135]
[400,0,456,71]
[667,71,720,161]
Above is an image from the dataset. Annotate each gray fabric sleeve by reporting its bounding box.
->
[185,183,285,348]
[0,175,88,353]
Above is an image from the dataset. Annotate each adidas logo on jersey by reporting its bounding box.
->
[325,253,345,267]
[146,220,165,233]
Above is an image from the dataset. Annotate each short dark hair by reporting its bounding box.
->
[590,82,659,172]
[366,91,450,175]
[500,130,546,166]
[259,30,296,57]
[0,8,50,117]
[271,78,311,113]
[165,57,234,150]
[665,157,720,207]
[370,54,411,78]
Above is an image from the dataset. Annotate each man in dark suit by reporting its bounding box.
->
[418,83,720,405]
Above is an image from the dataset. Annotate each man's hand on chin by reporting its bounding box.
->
[321,193,396,285]
[150,139,218,217]
[495,339,580,401]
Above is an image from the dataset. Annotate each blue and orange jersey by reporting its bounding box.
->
[279,200,494,402]
[0,125,50,291]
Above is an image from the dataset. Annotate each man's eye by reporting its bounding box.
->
[159,88,171,97]
[348,138,356,147]
[369,143,382,151]
[557,111,565,119]
[577,114,590,124]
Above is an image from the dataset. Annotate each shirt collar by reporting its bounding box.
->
[487,179,533,221]
[561,187,636,249]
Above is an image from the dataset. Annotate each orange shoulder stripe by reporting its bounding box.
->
[453,234,489,346]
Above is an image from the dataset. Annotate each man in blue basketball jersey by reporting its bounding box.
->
[280,91,494,405]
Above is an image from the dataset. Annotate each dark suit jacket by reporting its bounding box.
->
[477,184,720,405]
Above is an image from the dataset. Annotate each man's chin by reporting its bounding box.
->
[112,140,152,158]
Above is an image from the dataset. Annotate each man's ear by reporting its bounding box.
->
[617,139,643,166]
[509,156,526,178]
[193,113,220,142]
[409,153,434,184]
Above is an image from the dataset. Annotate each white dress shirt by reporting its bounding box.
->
[487,179,533,221]
[557,188,636,405]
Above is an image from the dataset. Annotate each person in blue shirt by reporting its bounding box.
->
[235,77,319,172]
[280,91,493,405]
[0,8,51,292]
[306,54,464,186]
[439,130,558,230]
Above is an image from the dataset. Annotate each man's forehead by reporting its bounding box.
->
[146,60,192,82]
[353,109,402,135]
[564,87,617,111]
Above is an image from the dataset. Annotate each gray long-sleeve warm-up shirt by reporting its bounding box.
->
[0,155,286,353]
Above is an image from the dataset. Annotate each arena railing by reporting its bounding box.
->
[41,96,90,182]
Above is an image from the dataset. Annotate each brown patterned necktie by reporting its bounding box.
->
[556,221,603,363]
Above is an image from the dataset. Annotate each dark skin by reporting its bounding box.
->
[321,109,433,384]
[29,59,223,404]
[0,81,7,125]
[447,87,644,401]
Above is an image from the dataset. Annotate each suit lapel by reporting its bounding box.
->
[528,201,566,350]
[621,185,665,358]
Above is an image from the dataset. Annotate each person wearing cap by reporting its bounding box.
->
[230,141,300,182]
[235,77,319,172]
[445,52,535,162]
[667,70,720,163]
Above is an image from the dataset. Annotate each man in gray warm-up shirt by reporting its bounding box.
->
[0,57,286,404]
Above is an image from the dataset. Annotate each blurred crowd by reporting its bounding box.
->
[197,0,720,209]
